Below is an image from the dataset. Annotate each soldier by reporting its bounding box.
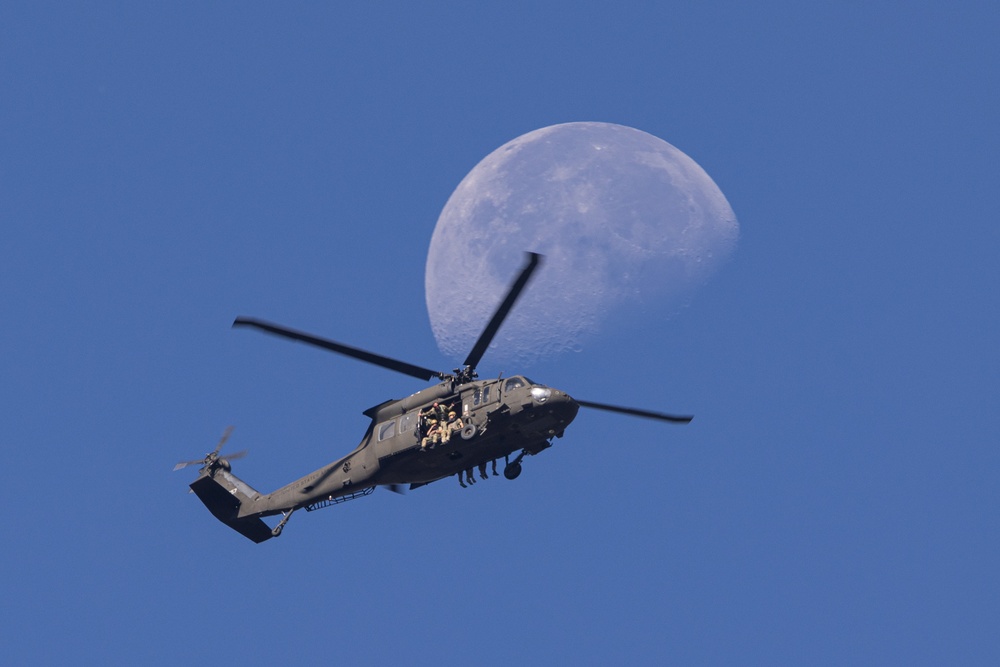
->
[421,417,440,450]
[458,472,467,488]
[491,459,499,476]
[441,409,464,446]
[465,468,476,485]
[478,462,488,480]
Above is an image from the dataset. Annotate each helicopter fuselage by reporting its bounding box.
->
[251,376,579,516]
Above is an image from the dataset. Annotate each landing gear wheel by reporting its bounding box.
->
[272,508,294,537]
[460,423,477,440]
[503,462,522,480]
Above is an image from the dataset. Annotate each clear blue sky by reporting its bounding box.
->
[3,3,997,664]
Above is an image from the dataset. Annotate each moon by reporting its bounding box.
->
[425,122,738,366]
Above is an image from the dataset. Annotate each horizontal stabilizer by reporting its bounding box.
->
[190,475,273,543]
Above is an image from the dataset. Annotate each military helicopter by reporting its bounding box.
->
[175,252,691,543]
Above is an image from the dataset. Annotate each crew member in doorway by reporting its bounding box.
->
[420,403,442,450]
[441,409,464,446]
[422,418,440,449]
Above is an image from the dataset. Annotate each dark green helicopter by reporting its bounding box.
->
[175,253,691,543]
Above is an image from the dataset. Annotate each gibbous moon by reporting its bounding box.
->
[426,122,738,366]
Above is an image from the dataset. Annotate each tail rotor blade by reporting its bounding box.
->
[212,426,234,456]
[173,427,247,472]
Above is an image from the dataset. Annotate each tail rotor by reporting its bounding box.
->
[173,426,247,473]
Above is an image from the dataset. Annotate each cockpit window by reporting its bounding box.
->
[378,419,396,441]
[504,377,525,392]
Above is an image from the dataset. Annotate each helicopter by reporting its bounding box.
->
[175,252,692,543]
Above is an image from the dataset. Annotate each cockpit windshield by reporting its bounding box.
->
[503,376,526,392]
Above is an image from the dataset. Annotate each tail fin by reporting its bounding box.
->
[190,470,273,543]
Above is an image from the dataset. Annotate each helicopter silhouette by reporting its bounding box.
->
[175,252,691,543]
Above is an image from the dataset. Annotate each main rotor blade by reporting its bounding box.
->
[233,317,445,382]
[463,252,543,370]
[576,399,693,424]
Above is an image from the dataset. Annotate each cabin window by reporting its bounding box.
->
[483,385,491,403]
[473,389,481,406]
[399,412,417,433]
[378,419,396,441]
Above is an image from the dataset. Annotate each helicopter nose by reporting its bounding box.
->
[558,392,581,423]
[528,386,579,434]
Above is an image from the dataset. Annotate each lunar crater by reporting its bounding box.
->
[426,122,738,366]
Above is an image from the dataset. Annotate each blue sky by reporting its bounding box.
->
[2,3,997,664]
